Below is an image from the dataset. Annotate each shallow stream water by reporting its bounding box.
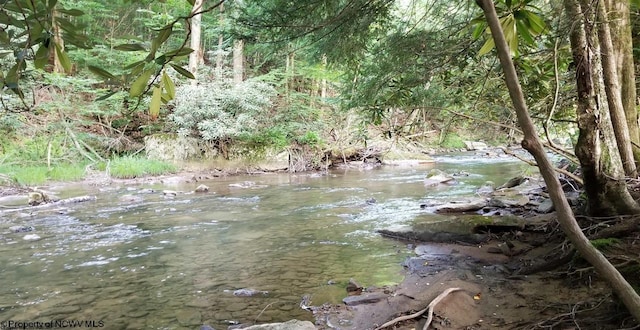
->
[0,153,528,329]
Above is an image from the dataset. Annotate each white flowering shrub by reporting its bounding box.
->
[169,78,276,141]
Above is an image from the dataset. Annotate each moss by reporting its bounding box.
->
[590,238,621,250]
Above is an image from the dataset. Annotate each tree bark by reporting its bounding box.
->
[595,0,636,177]
[188,0,204,82]
[606,0,640,165]
[216,3,225,72]
[568,0,640,216]
[233,39,244,84]
[49,7,65,74]
[476,0,640,321]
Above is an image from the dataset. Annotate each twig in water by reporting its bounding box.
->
[254,301,277,324]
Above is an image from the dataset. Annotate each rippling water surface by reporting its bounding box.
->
[0,154,527,329]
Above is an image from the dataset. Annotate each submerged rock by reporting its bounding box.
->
[23,234,41,241]
[9,225,34,233]
[194,184,210,193]
[230,288,269,297]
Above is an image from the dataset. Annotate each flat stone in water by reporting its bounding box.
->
[186,298,211,308]
[176,309,202,326]
[226,302,249,312]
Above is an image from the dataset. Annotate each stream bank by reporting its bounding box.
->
[1,150,637,330]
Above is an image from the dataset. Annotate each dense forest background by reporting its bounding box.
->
[0,0,576,184]
[4,0,640,321]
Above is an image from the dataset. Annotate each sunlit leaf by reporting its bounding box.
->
[523,10,546,34]
[478,37,495,56]
[54,43,72,73]
[169,63,195,79]
[472,23,486,39]
[149,85,162,119]
[129,68,154,97]
[162,71,175,99]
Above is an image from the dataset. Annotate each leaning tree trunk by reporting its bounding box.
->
[569,0,640,216]
[476,0,640,321]
[606,0,640,165]
[595,0,636,177]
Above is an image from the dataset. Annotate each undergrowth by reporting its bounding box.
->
[107,156,177,179]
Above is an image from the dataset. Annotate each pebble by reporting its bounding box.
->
[23,234,41,241]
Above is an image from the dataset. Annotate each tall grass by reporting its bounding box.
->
[108,156,177,179]
[0,164,86,185]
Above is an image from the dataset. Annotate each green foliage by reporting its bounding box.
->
[440,133,466,149]
[473,0,548,57]
[590,238,621,251]
[239,128,289,150]
[296,131,322,146]
[169,78,276,141]
[0,164,86,185]
[108,156,177,179]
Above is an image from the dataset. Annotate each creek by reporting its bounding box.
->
[0,153,528,329]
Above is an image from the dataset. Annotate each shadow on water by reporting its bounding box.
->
[0,154,530,329]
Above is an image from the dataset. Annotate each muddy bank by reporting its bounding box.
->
[310,213,639,330]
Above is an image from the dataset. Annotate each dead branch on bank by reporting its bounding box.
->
[374,287,461,330]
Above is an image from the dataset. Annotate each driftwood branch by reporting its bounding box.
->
[374,287,462,330]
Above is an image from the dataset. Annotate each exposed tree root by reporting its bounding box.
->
[374,287,462,330]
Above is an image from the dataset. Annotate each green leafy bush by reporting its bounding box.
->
[169,78,276,142]
[296,131,322,146]
[440,132,465,149]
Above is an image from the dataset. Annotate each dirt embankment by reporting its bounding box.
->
[310,213,640,330]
